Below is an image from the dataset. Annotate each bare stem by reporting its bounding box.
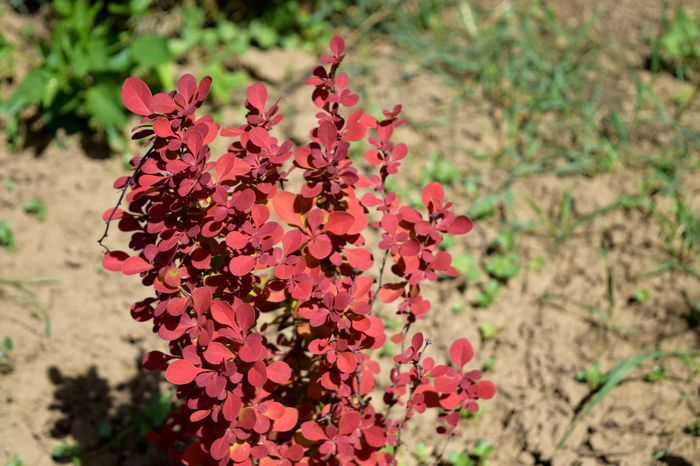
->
[97,150,152,252]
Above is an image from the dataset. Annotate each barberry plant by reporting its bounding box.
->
[100,35,495,466]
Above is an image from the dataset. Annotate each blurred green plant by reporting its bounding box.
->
[4,455,24,466]
[387,0,618,174]
[444,439,494,466]
[474,280,500,308]
[479,321,498,341]
[1,0,171,151]
[652,7,700,81]
[685,414,700,436]
[576,361,604,390]
[0,220,15,250]
[0,335,13,374]
[24,197,47,221]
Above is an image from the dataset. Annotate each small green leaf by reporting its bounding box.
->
[3,336,13,352]
[446,450,474,466]
[52,441,80,461]
[632,288,650,303]
[485,254,520,280]
[527,256,545,271]
[468,196,496,220]
[5,455,24,466]
[479,321,498,341]
[474,280,500,308]
[131,34,173,68]
[0,220,15,251]
[482,355,496,372]
[413,442,429,462]
[97,419,112,439]
[685,415,700,436]
[472,439,494,459]
[645,365,665,383]
[249,20,278,49]
[453,253,481,283]
[494,230,516,252]
[84,83,128,128]
[576,361,604,390]
[24,198,47,222]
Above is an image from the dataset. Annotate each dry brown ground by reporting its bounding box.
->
[1,1,700,465]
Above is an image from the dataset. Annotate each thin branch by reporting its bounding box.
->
[370,249,390,307]
[97,151,151,252]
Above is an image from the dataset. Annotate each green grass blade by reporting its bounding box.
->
[559,349,700,447]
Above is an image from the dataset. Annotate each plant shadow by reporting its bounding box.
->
[47,361,171,466]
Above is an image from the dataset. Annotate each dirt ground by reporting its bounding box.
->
[1,2,700,466]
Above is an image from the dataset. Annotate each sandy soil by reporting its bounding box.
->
[1,2,700,466]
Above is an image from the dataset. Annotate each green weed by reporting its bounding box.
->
[24,197,47,222]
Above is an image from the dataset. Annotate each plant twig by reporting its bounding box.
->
[97,151,151,252]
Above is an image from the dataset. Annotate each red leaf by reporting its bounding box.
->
[122,77,153,115]
[422,181,445,209]
[438,392,461,410]
[379,283,405,303]
[271,191,304,227]
[476,380,496,399]
[142,351,170,371]
[153,118,175,137]
[345,248,373,271]
[191,287,211,314]
[247,360,267,387]
[101,207,124,221]
[249,127,271,148]
[308,235,332,259]
[229,255,256,276]
[165,359,204,385]
[177,74,197,101]
[329,35,345,56]
[325,211,355,235]
[265,402,285,420]
[210,299,236,328]
[449,338,474,369]
[448,215,474,235]
[239,334,264,362]
[151,93,178,113]
[336,351,357,373]
[236,303,255,334]
[247,83,268,111]
[230,442,251,462]
[210,436,232,461]
[300,421,327,441]
[266,360,291,384]
[363,426,386,448]
[271,407,298,432]
[317,120,338,148]
[122,256,153,275]
[102,251,128,272]
[203,342,234,364]
[338,411,361,435]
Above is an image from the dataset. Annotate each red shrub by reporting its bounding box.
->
[102,35,495,466]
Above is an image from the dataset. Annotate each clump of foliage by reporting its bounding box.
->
[653,7,700,81]
[1,0,172,150]
[101,36,495,465]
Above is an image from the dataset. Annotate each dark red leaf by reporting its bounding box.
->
[102,251,128,272]
[300,421,327,441]
[165,359,204,385]
[449,338,474,369]
[122,256,153,275]
[247,83,268,111]
[121,77,153,115]
[266,360,291,384]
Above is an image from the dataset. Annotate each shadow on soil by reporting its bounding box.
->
[47,362,170,466]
